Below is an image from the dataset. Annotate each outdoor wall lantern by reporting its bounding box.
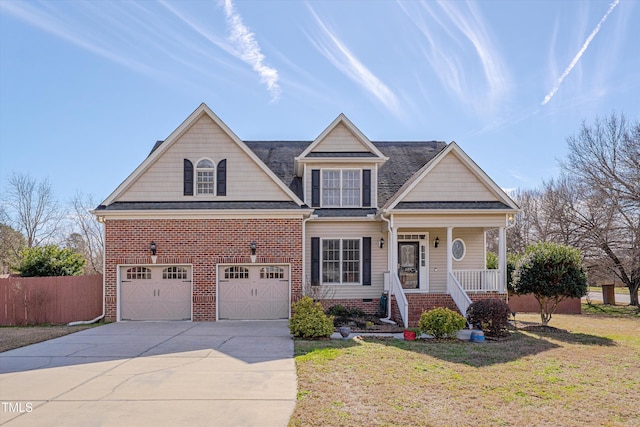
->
[434,237,440,248]
[379,237,385,249]
[250,241,257,263]
[150,241,157,264]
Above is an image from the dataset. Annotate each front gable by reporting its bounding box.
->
[386,143,518,211]
[294,114,387,176]
[102,104,304,207]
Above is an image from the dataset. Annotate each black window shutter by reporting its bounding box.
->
[311,237,320,286]
[311,169,320,207]
[184,159,193,196]
[362,169,371,207]
[217,159,227,196]
[363,237,371,286]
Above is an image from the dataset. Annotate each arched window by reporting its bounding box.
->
[196,159,215,195]
[126,266,151,280]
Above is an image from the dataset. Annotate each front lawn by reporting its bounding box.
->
[290,303,639,426]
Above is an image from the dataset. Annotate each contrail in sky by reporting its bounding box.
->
[541,0,619,105]
[222,0,281,102]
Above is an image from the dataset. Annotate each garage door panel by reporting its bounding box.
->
[218,265,290,320]
[120,266,192,321]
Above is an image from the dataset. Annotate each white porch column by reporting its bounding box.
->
[446,226,453,290]
[498,226,506,293]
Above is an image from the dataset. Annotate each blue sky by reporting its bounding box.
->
[1,0,638,204]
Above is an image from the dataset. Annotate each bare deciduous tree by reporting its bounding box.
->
[69,192,104,274]
[561,114,640,306]
[2,172,63,247]
[0,223,26,274]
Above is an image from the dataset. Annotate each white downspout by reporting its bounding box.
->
[379,213,396,325]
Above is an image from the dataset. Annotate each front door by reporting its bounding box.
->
[398,242,419,289]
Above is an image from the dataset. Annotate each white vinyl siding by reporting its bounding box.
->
[403,152,498,202]
[310,122,373,153]
[116,115,292,202]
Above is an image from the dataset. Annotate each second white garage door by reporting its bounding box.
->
[218,265,290,320]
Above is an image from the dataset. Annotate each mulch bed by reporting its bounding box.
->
[333,315,404,333]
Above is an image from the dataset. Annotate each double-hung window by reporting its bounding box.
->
[322,238,361,284]
[321,169,361,207]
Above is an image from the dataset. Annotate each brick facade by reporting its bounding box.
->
[104,217,303,321]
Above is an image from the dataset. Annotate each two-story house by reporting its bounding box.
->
[95,103,518,327]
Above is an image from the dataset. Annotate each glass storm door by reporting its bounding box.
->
[398,242,419,289]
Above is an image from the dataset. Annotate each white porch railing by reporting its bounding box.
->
[452,269,502,292]
[390,272,409,328]
[448,272,473,320]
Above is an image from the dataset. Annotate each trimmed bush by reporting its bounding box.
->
[466,299,511,337]
[289,297,335,339]
[418,307,466,339]
[512,242,587,325]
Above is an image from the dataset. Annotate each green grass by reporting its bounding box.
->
[290,304,640,427]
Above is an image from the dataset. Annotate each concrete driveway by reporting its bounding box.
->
[0,321,296,427]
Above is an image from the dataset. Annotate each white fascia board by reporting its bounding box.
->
[306,215,379,222]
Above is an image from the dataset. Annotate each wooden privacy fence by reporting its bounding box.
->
[0,275,103,326]
[508,293,581,314]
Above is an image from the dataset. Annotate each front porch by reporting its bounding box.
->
[383,221,510,328]
[385,270,507,327]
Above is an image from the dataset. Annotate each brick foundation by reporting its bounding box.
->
[389,292,507,327]
[104,218,303,321]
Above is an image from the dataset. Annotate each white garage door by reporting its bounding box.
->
[120,266,192,321]
[218,265,289,320]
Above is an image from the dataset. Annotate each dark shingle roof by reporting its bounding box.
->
[394,201,511,210]
[306,152,378,158]
[245,140,447,207]
[245,141,308,199]
[373,141,447,206]
[96,201,305,211]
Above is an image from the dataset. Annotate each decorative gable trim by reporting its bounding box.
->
[294,114,388,176]
[101,103,305,207]
[384,142,519,211]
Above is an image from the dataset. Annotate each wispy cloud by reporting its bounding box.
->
[306,5,401,116]
[0,1,156,76]
[541,0,620,105]
[221,0,281,102]
[399,0,509,115]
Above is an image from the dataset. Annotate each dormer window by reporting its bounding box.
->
[196,159,215,195]
[321,169,361,207]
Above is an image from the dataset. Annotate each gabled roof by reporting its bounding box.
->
[294,113,388,176]
[384,142,519,211]
[246,140,447,205]
[100,103,305,207]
